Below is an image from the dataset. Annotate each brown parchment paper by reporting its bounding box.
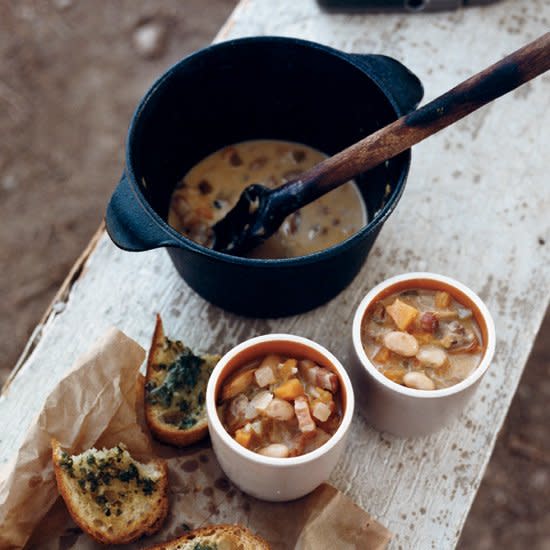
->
[0,328,392,550]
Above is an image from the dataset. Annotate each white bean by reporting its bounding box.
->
[265,398,295,421]
[383,331,419,357]
[416,346,448,369]
[403,371,435,390]
[258,443,290,458]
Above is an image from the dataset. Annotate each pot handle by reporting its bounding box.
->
[106,172,180,251]
[349,54,424,115]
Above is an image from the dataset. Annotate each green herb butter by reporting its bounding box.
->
[146,338,215,430]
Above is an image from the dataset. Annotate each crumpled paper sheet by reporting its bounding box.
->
[0,328,392,550]
[0,328,148,549]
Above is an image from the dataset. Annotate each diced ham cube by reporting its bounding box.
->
[250,420,264,435]
[255,365,276,387]
[316,369,338,393]
[294,396,316,433]
[298,360,339,393]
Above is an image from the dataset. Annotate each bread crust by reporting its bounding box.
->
[52,439,169,545]
[144,523,271,549]
[144,314,217,447]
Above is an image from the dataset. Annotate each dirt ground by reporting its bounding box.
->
[0,1,548,547]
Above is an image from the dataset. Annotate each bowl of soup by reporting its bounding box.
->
[351,272,495,437]
[205,334,354,501]
[105,36,423,316]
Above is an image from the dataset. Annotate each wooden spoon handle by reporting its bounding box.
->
[273,32,550,213]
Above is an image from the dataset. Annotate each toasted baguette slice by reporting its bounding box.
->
[145,524,271,549]
[144,314,220,447]
[52,439,168,545]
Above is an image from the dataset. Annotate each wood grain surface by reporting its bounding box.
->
[1,1,549,548]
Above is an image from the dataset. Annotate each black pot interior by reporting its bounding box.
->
[129,38,407,234]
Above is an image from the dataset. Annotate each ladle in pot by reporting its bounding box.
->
[212,32,550,255]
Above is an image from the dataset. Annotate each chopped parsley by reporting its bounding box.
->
[146,348,204,408]
[59,452,75,477]
[179,417,198,430]
[145,339,217,430]
[141,477,155,496]
[59,446,157,517]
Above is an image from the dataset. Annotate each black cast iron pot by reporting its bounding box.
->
[106,36,423,317]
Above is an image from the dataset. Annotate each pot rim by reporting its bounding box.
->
[125,35,411,266]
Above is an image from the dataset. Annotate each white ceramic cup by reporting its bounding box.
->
[206,334,354,502]
[351,272,496,437]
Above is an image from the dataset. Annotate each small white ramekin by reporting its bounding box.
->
[206,334,354,502]
[351,272,496,437]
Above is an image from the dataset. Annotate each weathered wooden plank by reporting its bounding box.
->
[1,1,549,548]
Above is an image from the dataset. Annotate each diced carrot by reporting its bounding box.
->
[235,429,252,448]
[382,367,407,384]
[279,358,297,381]
[374,346,391,364]
[435,291,451,308]
[274,378,304,401]
[385,299,419,331]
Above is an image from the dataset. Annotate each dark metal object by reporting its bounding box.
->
[105,37,423,317]
[318,0,500,12]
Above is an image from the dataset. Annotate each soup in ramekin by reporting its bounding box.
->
[218,353,343,457]
[361,288,484,390]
